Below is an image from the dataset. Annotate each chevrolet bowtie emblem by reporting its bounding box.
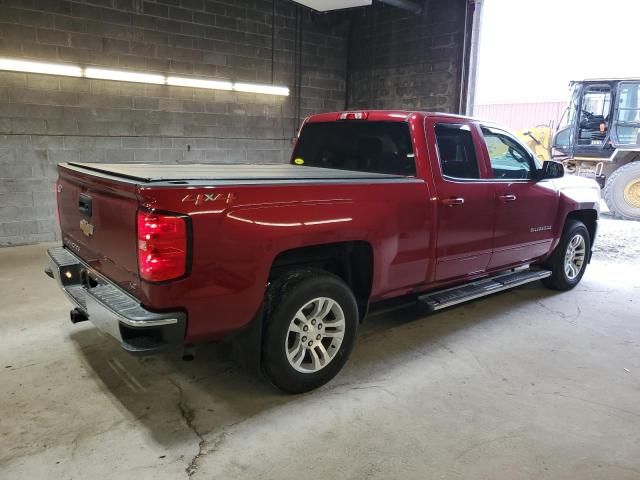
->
[80,219,94,237]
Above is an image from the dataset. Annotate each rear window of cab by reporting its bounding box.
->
[292,121,416,176]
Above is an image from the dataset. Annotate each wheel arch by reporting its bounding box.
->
[269,241,374,321]
[610,149,640,165]
[565,209,598,261]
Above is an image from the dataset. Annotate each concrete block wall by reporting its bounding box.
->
[347,0,468,112]
[0,0,470,246]
[0,0,348,245]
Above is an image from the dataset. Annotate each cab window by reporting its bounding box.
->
[578,85,611,146]
[615,82,640,145]
[434,124,479,179]
[292,121,416,176]
[481,127,535,180]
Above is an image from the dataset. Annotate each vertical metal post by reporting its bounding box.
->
[464,0,484,115]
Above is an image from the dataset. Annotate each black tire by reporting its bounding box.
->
[262,270,358,394]
[603,161,640,221]
[542,219,590,291]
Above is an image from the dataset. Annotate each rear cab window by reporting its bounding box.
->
[292,121,416,176]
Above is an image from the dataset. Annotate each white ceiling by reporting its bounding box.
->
[290,0,372,11]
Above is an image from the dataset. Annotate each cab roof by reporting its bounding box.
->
[305,110,475,124]
[571,78,640,84]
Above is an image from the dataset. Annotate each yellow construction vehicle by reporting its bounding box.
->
[516,79,640,220]
[516,124,553,161]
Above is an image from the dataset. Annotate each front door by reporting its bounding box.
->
[426,120,495,282]
[479,125,558,269]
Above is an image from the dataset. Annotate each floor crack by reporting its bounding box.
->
[533,299,570,319]
[168,377,250,478]
[168,378,208,478]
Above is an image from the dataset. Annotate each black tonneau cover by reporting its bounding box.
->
[66,162,405,183]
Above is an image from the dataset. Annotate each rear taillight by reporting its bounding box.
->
[137,211,188,282]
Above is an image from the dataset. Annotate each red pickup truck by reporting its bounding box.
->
[46,110,600,393]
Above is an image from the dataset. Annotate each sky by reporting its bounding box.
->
[475,0,640,104]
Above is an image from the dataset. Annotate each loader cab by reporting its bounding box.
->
[552,79,640,159]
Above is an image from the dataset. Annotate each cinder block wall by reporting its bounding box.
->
[0,0,348,245]
[0,0,469,246]
[347,0,468,112]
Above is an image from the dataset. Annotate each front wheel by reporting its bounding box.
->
[262,270,358,394]
[542,219,590,291]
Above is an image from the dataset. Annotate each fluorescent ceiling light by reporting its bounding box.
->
[0,58,82,77]
[291,0,371,11]
[0,57,290,96]
[85,67,165,84]
[234,83,290,96]
[167,76,233,90]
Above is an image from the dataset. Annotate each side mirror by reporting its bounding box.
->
[536,160,564,180]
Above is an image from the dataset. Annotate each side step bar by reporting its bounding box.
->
[418,269,552,311]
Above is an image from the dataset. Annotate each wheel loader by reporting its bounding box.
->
[517,79,640,220]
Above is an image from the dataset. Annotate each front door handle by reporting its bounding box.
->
[498,194,517,202]
[442,197,465,207]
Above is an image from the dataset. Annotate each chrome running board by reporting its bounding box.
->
[418,269,552,311]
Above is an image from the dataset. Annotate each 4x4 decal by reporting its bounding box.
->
[181,192,236,206]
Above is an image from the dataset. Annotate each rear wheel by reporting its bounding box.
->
[262,270,358,393]
[604,161,640,220]
[542,219,590,291]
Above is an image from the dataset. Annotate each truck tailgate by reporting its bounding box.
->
[57,164,140,294]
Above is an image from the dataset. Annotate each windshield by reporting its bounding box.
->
[558,85,579,130]
[554,84,581,149]
[292,121,416,176]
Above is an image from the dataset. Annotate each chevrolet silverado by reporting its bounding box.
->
[46,110,600,393]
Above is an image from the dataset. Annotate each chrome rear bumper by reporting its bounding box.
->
[46,246,185,355]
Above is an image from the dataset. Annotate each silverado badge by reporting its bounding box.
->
[80,219,94,237]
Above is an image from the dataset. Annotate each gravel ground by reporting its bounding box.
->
[593,215,640,262]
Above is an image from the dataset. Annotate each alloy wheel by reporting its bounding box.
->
[564,234,586,280]
[285,297,346,373]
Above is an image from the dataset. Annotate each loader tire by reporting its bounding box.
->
[604,161,640,221]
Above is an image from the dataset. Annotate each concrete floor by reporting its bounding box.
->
[1,217,639,479]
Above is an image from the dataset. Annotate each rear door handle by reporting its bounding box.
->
[498,194,517,202]
[442,197,465,207]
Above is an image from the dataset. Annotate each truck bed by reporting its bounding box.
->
[65,162,406,184]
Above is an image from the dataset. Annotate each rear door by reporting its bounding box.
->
[425,118,495,282]
[478,126,558,268]
[57,164,141,293]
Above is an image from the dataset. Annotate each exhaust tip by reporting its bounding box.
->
[182,345,196,362]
